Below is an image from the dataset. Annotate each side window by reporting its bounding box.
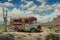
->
[14,20,22,24]
[19,20,22,22]
[14,20,17,24]
[25,20,29,23]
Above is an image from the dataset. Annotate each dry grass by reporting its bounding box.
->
[0,25,60,40]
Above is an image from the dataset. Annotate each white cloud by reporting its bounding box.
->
[20,0,26,2]
[10,3,60,23]
[26,1,60,23]
[27,2,53,11]
[20,1,34,9]
[27,2,60,11]
[37,0,45,3]
[26,1,60,11]
[0,1,60,23]
[8,8,33,18]
[8,0,12,2]
[4,2,14,7]
[0,18,3,21]
[20,0,27,2]
[33,8,60,23]
[27,5,37,11]
[0,2,14,7]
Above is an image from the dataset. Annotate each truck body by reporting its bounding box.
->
[10,17,41,32]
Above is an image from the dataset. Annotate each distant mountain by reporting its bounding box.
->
[42,16,60,25]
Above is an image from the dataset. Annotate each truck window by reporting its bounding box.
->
[14,20,22,24]
[25,20,29,23]
[30,20,37,24]
[14,20,22,23]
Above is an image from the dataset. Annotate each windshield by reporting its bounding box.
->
[30,20,37,24]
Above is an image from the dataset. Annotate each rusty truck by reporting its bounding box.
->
[10,17,42,32]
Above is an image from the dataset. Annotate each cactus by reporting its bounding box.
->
[3,8,8,32]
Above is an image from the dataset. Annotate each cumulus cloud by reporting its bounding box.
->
[37,0,46,3]
[26,2,60,11]
[20,1,34,10]
[27,2,53,11]
[25,1,60,23]
[20,0,26,2]
[34,8,60,23]
[0,2,14,7]
[8,0,12,2]
[8,8,33,18]
[20,0,27,2]
[0,0,60,24]
[9,1,60,23]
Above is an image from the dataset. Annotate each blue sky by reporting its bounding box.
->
[0,0,60,24]
[0,0,60,9]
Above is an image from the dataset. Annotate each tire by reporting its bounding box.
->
[30,28,37,32]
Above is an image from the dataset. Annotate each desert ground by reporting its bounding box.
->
[0,25,60,40]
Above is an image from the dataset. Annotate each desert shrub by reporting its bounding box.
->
[54,27,60,33]
[36,37,41,40]
[0,34,14,40]
[45,33,60,40]
[0,32,3,34]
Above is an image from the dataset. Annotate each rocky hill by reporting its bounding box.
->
[42,16,60,25]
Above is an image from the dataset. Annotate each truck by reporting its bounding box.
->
[10,17,42,32]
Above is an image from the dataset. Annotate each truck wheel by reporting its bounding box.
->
[30,28,36,32]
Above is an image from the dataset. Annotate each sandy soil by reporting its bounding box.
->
[0,26,60,40]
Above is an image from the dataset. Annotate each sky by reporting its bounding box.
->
[0,0,60,24]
